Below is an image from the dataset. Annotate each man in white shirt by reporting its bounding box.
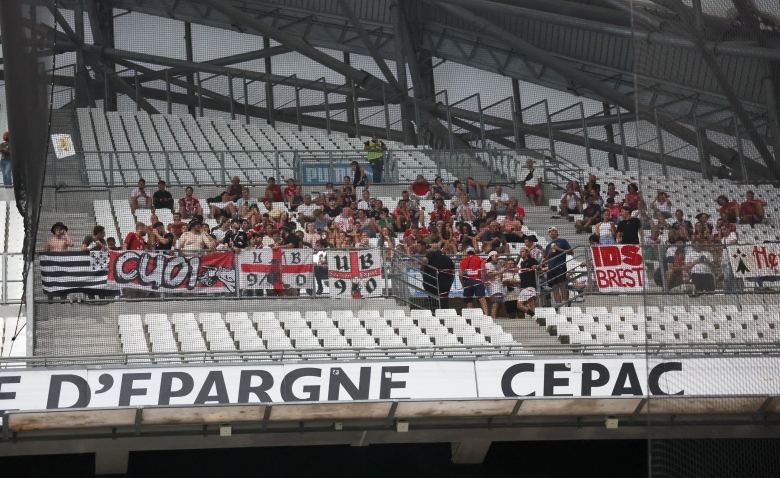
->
[558,182,582,221]
[130,179,150,213]
[334,208,354,232]
[489,185,510,215]
[484,251,506,319]
[297,194,320,225]
[357,190,372,211]
[518,159,544,206]
[685,244,715,294]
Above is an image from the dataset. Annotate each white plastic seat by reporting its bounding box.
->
[408,335,432,347]
[390,317,415,328]
[351,336,377,348]
[435,334,459,346]
[324,336,350,348]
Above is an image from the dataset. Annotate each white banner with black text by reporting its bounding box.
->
[1,357,778,412]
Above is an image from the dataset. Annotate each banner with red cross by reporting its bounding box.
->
[238,249,313,290]
[327,248,383,298]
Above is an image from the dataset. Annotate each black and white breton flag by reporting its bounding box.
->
[40,252,110,293]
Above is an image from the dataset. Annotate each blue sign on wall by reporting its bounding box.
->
[302,164,373,185]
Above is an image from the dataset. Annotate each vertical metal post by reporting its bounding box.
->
[476,94,486,149]
[165,151,170,184]
[603,103,618,169]
[616,107,629,171]
[294,76,302,131]
[3,254,7,305]
[351,80,361,138]
[382,86,392,142]
[275,151,280,179]
[164,70,172,114]
[543,100,556,161]
[443,90,454,150]
[220,152,226,185]
[109,153,114,187]
[692,107,712,179]
[323,78,331,135]
[134,67,140,112]
[653,108,668,177]
[196,72,203,117]
[511,79,526,149]
[578,102,592,167]
[103,69,110,113]
[328,151,334,185]
[263,36,276,127]
[228,72,235,120]
[733,116,748,182]
[243,74,250,125]
[184,21,196,117]
[344,52,356,135]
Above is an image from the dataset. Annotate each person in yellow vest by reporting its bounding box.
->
[363,132,387,184]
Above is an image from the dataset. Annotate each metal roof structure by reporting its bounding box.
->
[45,0,780,179]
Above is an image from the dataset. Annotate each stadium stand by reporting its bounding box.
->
[77,108,454,186]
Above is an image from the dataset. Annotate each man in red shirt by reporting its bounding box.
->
[429,197,452,224]
[410,175,431,200]
[264,177,283,202]
[178,186,203,219]
[123,223,148,251]
[740,190,766,225]
[284,178,297,199]
[717,195,740,223]
[459,247,488,315]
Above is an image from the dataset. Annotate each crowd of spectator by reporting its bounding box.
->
[42,158,774,312]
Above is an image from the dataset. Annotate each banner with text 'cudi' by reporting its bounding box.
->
[327,248,382,298]
[238,249,313,290]
[727,244,780,278]
[107,251,236,293]
[591,245,646,292]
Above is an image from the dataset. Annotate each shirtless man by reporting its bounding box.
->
[44,222,74,252]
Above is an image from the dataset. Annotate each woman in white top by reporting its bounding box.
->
[719,225,741,293]
[651,192,673,218]
[303,222,319,245]
[596,214,616,245]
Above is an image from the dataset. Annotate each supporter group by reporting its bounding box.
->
[41,152,770,317]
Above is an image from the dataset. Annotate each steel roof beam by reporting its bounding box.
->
[424,0,764,180]
[435,0,780,62]
[336,0,402,94]
[194,0,389,91]
[135,45,292,85]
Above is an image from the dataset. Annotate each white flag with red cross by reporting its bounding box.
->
[238,249,313,290]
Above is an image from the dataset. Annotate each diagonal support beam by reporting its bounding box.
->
[336,0,402,93]
[194,0,388,90]
[645,0,780,180]
[49,5,159,114]
[135,45,292,85]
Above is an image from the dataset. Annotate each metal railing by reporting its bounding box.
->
[4,341,780,369]
[0,253,26,305]
[67,148,550,187]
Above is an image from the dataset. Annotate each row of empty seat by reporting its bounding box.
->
[117,308,519,362]
[537,304,780,345]
[78,109,448,187]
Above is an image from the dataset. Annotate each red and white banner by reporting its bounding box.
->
[238,249,313,290]
[591,245,647,292]
[107,251,236,293]
[327,248,383,298]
